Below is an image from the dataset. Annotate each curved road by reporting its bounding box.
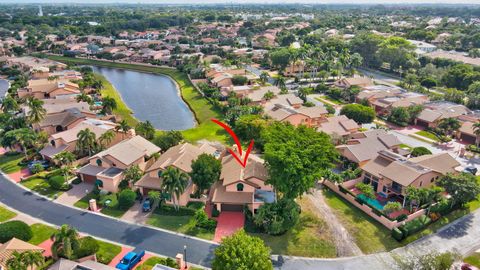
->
[0,174,217,268]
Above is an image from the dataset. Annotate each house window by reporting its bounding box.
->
[419,181,423,187]
[158,171,162,178]
[50,140,56,147]
[96,159,102,166]
[236,183,244,192]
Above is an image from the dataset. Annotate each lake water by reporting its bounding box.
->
[0,79,9,97]
[92,66,195,130]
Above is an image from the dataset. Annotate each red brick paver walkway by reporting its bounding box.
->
[213,211,245,243]
[8,168,31,183]
[38,238,54,257]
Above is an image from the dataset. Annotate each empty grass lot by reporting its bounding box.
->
[0,205,16,222]
[29,223,58,245]
[0,153,25,174]
[47,56,229,144]
[322,188,401,253]
[247,197,337,257]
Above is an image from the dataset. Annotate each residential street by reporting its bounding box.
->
[0,173,217,268]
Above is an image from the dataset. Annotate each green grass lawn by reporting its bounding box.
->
[0,153,25,174]
[247,197,337,258]
[47,56,228,144]
[29,223,58,245]
[399,143,413,150]
[147,213,214,240]
[322,189,402,253]
[465,252,480,268]
[74,192,129,218]
[136,256,178,270]
[316,96,343,105]
[415,130,439,142]
[21,176,65,198]
[0,205,16,222]
[74,192,97,209]
[96,240,122,264]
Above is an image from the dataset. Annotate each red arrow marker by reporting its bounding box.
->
[211,118,254,168]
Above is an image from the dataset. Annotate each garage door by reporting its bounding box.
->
[461,133,476,144]
[416,119,429,128]
[222,204,244,212]
[82,174,96,184]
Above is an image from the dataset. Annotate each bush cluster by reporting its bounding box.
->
[0,221,33,243]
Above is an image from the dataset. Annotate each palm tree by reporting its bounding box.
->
[438,118,461,137]
[115,120,130,140]
[148,190,162,211]
[76,128,97,156]
[263,91,274,101]
[298,87,312,103]
[1,95,19,113]
[275,75,287,93]
[54,151,76,180]
[6,251,24,270]
[135,121,155,140]
[259,71,269,85]
[99,130,115,149]
[161,167,189,210]
[5,128,36,159]
[101,97,117,114]
[76,92,93,104]
[473,122,480,146]
[21,250,44,270]
[26,97,46,125]
[51,224,80,260]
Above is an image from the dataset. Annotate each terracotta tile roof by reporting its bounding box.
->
[0,238,44,269]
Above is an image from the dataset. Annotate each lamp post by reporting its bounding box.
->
[184,245,188,269]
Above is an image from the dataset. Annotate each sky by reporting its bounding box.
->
[3,0,480,4]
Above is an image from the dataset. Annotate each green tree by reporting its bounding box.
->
[98,130,115,149]
[355,183,375,199]
[6,251,44,270]
[234,114,269,146]
[298,87,312,103]
[54,151,76,180]
[118,189,136,210]
[388,107,411,126]
[76,128,97,156]
[51,224,80,260]
[115,120,131,140]
[123,165,143,184]
[26,97,46,124]
[212,230,273,270]
[383,201,402,215]
[4,128,36,159]
[262,122,338,199]
[274,75,286,92]
[377,37,417,72]
[437,117,461,136]
[1,95,19,113]
[147,190,161,211]
[135,121,155,140]
[153,131,183,152]
[340,104,375,124]
[394,251,458,270]
[190,154,221,197]
[253,198,300,235]
[76,92,93,104]
[437,173,480,207]
[259,71,269,85]
[411,147,432,157]
[101,97,117,114]
[161,167,189,210]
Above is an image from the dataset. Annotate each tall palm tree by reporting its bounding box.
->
[101,97,117,114]
[473,122,480,146]
[161,167,189,210]
[1,95,19,113]
[5,128,36,159]
[26,97,46,125]
[115,120,130,140]
[21,250,44,270]
[259,71,269,85]
[54,151,76,180]
[135,121,155,140]
[76,128,97,156]
[76,92,93,104]
[275,75,286,93]
[6,251,24,270]
[99,130,115,149]
[51,224,80,260]
[148,190,162,211]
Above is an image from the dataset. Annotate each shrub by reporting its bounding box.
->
[399,215,431,237]
[231,75,248,86]
[0,221,33,243]
[340,104,375,124]
[383,201,402,215]
[411,146,432,157]
[75,236,99,258]
[431,199,451,215]
[253,198,300,235]
[155,204,196,216]
[392,227,404,241]
[194,210,217,231]
[118,189,136,210]
[212,206,220,217]
[47,175,66,190]
[396,214,408,222]
[30,163,45,174]
[186,201,205,210]
[72,178,82,185]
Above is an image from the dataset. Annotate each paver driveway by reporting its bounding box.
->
[213,211,245,242]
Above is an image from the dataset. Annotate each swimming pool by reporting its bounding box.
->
[357,194,385,210]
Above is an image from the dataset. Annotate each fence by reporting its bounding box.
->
[324,180,426,230]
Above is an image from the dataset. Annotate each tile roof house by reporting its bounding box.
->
[77,135,160,193]
[48,258,116,270]
[134,143,219,206]
[336,130,403,166]
[455,113,480,144]
[0,238,44,270]
[360,150,460,203]
[317,115,360,140]
[24,99,96,116]
[415,101,472,128]
[17,78,81,99]
[40,119,121,161]
[32,108,89,136]
[334,77,374,89]
[265,103,328,128]
[210,154,274,214]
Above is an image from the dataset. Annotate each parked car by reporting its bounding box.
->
[116,250,145,270]
[463,166,478,175]
[142,198,152,212]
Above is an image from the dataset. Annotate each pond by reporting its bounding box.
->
[0,79,9,97]
[92,66,195,130]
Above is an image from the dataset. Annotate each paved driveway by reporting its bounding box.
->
[214,211,245,243]
[0,174,217,267]
[56,182,93,206]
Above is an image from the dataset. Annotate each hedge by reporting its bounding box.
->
[47,175,67,190]
[118,189,136,210]
[0,221,33,243]
[399,215,431,237]
[154,204,197,216]
[392,227,404,241]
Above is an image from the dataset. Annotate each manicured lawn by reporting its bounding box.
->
[0,205,16,222]
[0,153,25,174]
[96,240,122,264]
[136,256,178,270]
[247,197,337,257]
[465,252,480,268]
[322,189,402,253]
[315,96,343,105]
[74,192,97,209]
[399,143,412,150]
[47,56,228,144]
[415,130,439,142]
[29,223,58,245]
[74,192,129,217]
[21,176,65,198]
